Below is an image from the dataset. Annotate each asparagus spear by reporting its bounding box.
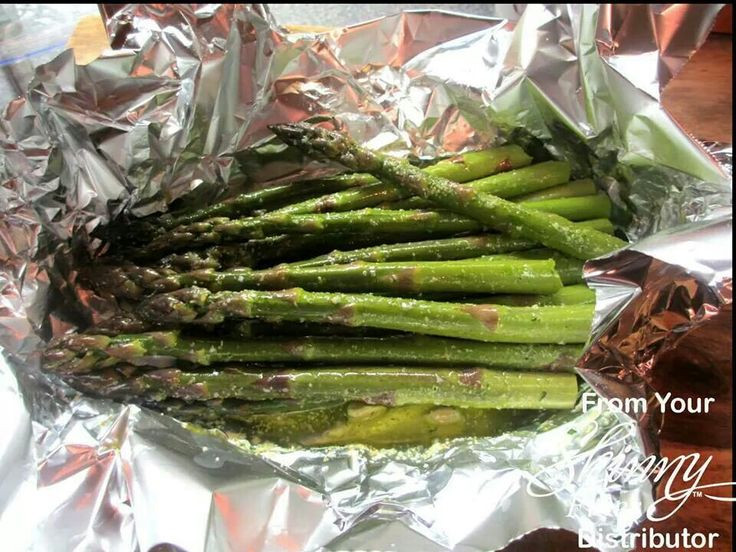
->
[140,193,610,259]
[161,398,349,441]
[81,263,178,301]
[240,232,457,270]
[73,364,579,409]
[157,216,613,273]
[157,174,377,230]
[524,195,611,221]
[156,232,418,272]
[154,399,529,447]
[272,157,560,216]
[452,250,584,286]
[137,287,594,343]
[461,160,571,197]
[149,258,563,295]
[514,179,596,202]
[468,284,595,306]
[384,194,611,222]
[112,229,586,300]
[68,375,528,446]
[44,331,582,374]
[138,209,484,257]
[217,209,482,240]
[269,123,626,260]
[290,218,614,268]
[502,248,585,285]
[69,366,542,445]
[160,243,255,271]
[301,403,529,447]
[230,320,403,339]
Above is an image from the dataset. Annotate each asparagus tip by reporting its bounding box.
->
[139,286,210,323]
[269,123,350,160]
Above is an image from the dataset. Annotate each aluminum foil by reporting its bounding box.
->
[0,4,731,551]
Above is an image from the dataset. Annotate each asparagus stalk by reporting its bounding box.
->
[290,218,614,268]
[502,248,585,285]
[158,216,613,273]
[138,209,484,257]
[149,258,562,295]
[140,193,610,259]
[243,232,464,270]
[221,209,482,241]
[384,194,611,222]
[274,158,570,214]
[160,243,255,271]
[157,232,414,272]
[452,249,584,286]
[524,195,611,221]
[137,287,594,343]
[44,331,582,374]
[230,320,404,339]
[514,179,596,202]
[461,160,571,197]
[157,173,377,230]
[73,364,579,409]
[81,263,178,301]
[112,226,590,298]
[154,399,529,447]
[158,398,349,440]
[301,403,529,447]
[468,284,595,306]
[380,196,448,210]
[269,123,626,260]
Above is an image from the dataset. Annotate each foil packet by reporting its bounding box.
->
[0,4,731,551]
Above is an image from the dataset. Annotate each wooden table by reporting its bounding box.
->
[69,16,733,552]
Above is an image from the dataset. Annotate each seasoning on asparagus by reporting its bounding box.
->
[44,331,583,374]
[73,364,579,409]
[269,123,626,260]
[137,286,594,343]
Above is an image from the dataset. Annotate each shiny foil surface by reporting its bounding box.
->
[0,4,731,551]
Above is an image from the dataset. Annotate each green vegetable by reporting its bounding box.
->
[137,286,594,343]
[271,146,533,215]
[469,284,595,306]
[77,364,579,409]
[157,399,531,447]
[514,178,597,202]
[158,173,376,229]
[269,123,626,260]
[44,331,582,374]
[138,209,483,258]
[291,218,614,268]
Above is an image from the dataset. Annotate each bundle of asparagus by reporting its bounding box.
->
[45,124,626,447]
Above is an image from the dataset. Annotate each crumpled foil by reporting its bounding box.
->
[0,4,731,551]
